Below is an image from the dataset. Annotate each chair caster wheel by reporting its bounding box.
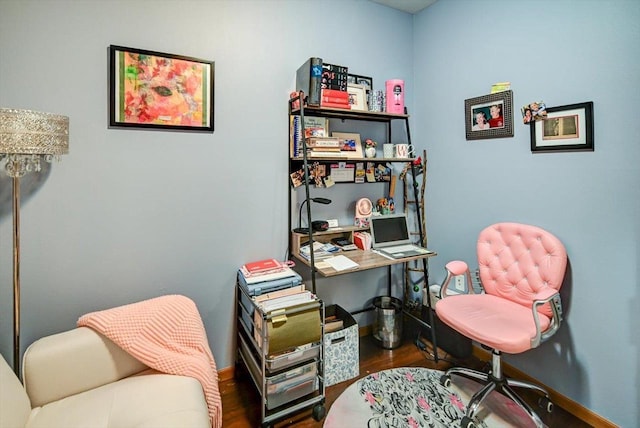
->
[440,374,451,387]
[312,404,326,421]
[461,416,476,428]
[538,396,553,413]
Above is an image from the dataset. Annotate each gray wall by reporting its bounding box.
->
[0,0,638,426]
[413,1,639,427]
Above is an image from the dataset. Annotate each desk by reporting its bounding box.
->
[291,227,441,362]
[291,228,437,277]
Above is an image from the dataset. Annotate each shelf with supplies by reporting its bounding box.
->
[291,227,437,277]
[290,105,409,122]
[287,84,441,360]
[290,156,416,163]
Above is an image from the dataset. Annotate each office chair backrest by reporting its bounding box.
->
[477,223,567,317]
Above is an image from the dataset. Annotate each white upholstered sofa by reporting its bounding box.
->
[0,327,211,428]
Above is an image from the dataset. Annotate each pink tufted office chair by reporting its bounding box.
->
[435,223,567,428]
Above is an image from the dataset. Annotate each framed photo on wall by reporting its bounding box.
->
[465,90,514,140]
[530,102,594,152]
[109,45,215,132]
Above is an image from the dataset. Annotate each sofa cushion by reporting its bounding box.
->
[26,372,209,428]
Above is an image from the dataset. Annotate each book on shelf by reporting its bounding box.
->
[290,115,329,158]
[321,63,348,91]
[321,88,349,106]
[310,146,341,152]
[307,150,350,158]
[290,115,302,158]
[303,116,329,138]
[320,101,351,110]
[321,88,349,99]
[307,136,341,148]
[322,96,349,104]
[296,57,323,106]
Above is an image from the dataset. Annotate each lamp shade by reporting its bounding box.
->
[0,108,69,155]
[0,108,69,177]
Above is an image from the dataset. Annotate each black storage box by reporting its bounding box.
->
[420,306,472,358]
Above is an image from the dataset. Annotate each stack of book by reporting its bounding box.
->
[321,63,349,109]
[306,136,348,158]
[299,241,341,261]
[320,88,350,109]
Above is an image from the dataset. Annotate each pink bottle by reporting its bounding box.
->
[385,79,404,114]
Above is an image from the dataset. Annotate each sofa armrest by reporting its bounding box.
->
[23,327,148,407]
[0,353,32,427]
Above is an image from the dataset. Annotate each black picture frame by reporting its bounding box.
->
[109,45,214,132]
[530,102,594,152]
[347,74,373,90]
[465,90,514,140]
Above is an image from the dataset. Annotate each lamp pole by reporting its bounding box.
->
[12,170,21,374]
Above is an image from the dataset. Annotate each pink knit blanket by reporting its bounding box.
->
[77,295,222,428]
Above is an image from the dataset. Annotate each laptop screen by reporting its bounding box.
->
[370,214,411,248]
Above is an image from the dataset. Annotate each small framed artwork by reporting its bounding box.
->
[465,90,514,140]
[347,84,368,111]
[331,132,363,158]
[530,102,594,152]
[109,45,214,132]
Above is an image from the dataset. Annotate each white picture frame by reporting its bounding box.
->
[347,84,367,111]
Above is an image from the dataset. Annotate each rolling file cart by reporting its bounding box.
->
[236,281,326,427]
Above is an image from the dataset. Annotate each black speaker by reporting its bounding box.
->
[311,220,329,232]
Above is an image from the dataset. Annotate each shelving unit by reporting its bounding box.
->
[236,281,326,427]
[287,92,440,360]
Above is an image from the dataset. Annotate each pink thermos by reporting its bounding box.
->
[385,79,404,114]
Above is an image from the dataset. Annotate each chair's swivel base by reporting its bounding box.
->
[440,367,553,428]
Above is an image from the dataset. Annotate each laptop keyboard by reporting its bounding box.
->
[385,244,419,253]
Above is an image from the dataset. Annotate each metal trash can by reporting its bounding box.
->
[372,296,403,349]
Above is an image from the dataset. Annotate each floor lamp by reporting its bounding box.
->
[0,108,69,375]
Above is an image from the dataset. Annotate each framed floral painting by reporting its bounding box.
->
[109,45,214,132]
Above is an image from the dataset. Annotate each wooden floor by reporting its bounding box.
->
[220,325,591,428]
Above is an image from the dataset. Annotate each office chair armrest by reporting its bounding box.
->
[530,289,563,348]
[440,261,476,296]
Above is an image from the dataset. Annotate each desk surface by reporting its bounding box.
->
[292,249,437,277]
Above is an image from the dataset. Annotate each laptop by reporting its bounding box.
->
[369,213,433,259]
